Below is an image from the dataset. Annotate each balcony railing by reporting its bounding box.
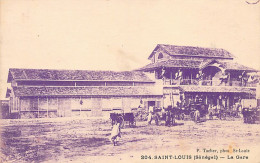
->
[163,79,256,87]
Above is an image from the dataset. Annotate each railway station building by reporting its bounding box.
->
[6,44,258,118]
[138,44,258,110]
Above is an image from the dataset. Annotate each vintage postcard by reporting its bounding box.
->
[0,0,259,163]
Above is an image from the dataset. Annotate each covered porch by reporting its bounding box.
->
[140,59,258,87]
[179,85,256,110]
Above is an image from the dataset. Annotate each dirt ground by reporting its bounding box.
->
[0,117,259,163]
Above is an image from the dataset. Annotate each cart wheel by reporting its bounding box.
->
[155,117,159,126]
[110,119,114,126]
[248,116,254,124]
[180,113,185,120]
[118,116,125,128]
[244,117,248,123]
[133,119,136,126]
[222,113,226,120]
[190,112,194,120]
[130,119,136,127]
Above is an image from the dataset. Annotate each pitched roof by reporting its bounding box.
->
[7,68,154,83]
[221,62,257,72]
[12,86,163,97]
[137,59,258,72]
[199,60,257,72]
[148,44,234,59]
[179,85,256,94]
[137,59,202,71]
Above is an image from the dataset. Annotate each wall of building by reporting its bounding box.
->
[152,49,171,63]
[17,96,162,119]
[163,87,181,107]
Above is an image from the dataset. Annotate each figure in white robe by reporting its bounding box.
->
[194,109,200,123]
[110,122,121,146]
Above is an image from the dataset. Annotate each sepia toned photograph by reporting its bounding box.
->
[0,0,260,163]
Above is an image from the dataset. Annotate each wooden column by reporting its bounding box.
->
[9,99,11,114]
[38,97,40,118]
[80,96,82,116]
[11,97,14,112]
[227,96,230,109]
[19,97,21,112]
[191,70,193,84]
[16,97,20,118]
[170,70,172,85]
[47,97,49,118]
[15,97,17,111]
[57,98,59,116]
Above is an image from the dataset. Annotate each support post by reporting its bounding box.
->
[227,95,229,110]
[56,98,59,117]
[191,71,193,84]
[47,97,49,118]
[16,97,19,118]
[80,96,82,116]
[170,70,172,85]
[38,97,40,118]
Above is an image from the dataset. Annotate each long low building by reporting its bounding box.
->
[6,44,259,119]
[6,69,163,118]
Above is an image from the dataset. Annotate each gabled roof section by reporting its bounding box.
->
[137,59,202,71]
[220,62,258,72]
[199,59,225,70]
[148,44,234,59]
[137,59,258,72]
[199,59,257,72]
[7,68,154,83]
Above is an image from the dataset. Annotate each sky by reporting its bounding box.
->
[0,0,260,99]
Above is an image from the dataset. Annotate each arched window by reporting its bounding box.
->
[158,53,163,59]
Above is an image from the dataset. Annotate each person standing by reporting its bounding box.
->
[110,121,121,146]
[147,105,154,125]
[194,109,200,123]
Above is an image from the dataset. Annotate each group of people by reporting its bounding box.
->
[109,104,202,146]
[147,106,179,126]
[208,103,243,119]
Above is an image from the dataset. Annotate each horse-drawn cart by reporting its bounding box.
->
[110,112,136,128]
[152,102,208,125]
[242,107,260,124]
[153,107,175,126]
[174,102,208,122]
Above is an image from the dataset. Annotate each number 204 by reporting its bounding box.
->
[141,155,152,159]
